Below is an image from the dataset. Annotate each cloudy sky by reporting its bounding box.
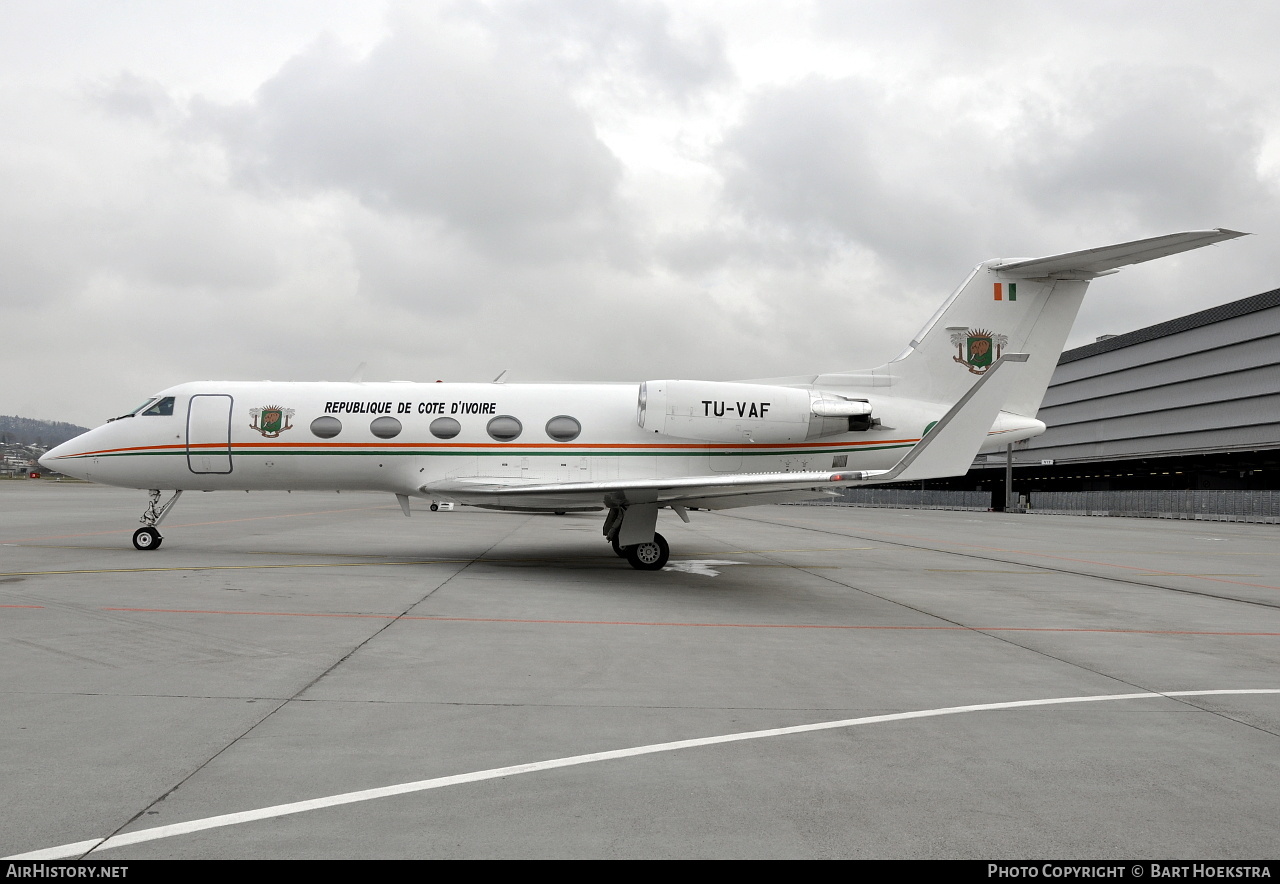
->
[5,0,1279,427]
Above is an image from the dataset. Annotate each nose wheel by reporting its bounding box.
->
[133,526,163,550]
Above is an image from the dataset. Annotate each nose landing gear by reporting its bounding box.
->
[133,489,182,551]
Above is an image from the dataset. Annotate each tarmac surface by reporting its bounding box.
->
[2,480,1278,859]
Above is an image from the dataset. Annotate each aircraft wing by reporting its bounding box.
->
[422,354,1028,512]
[424,469,865,511]
[990,228,1247,279]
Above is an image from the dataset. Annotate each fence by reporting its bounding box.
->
[801,488,991,511]
[1029,490,1280,524]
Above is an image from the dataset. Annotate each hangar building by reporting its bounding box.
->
[973,286,1280,500]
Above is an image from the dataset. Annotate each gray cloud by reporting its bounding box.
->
[1011,66,1271,228]
[478,0,732,99]
[192,22,624,259]
[87,72,181,125]
[719,57,1277,283]
[718,75,1018,290]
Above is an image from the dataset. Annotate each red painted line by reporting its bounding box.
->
[1,605,45,609]
[96,607,1280,636]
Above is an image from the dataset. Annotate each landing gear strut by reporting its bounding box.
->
[133,489,182,551]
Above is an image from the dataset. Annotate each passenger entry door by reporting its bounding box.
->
[187,394,233,474]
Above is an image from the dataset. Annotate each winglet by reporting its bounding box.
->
[867,353,1029,484]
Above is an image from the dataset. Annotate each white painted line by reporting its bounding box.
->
[10,838,106,860]
[8,688,1278,860]
[663,559,743,576]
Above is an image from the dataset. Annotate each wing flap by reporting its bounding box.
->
[423,469,871,509]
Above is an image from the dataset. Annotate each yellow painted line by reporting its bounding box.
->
[234,549,461,560]
[7,544,470,560]
[927,569,1260,576]
[685,548,875,554]
[5,545,115,550]
[0,560,480,577]
[1133,574,1261,577]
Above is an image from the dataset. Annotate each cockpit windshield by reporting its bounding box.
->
[141,397,175,416]
[107,396,174,422]
[109,398,157,421]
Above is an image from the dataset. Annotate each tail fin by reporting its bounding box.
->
[817,229,1246,415]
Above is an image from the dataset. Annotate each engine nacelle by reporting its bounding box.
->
[637,380,873,443]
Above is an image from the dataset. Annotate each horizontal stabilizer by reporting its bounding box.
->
[991,229,1247,279]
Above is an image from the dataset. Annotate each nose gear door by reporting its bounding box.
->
[187,394,233,474]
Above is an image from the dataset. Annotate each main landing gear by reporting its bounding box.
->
[610,532,671,570]
[133,489,182,551]
[604,505,671,571]
[624,534,669,571]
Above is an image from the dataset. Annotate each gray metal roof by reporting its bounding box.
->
[1059,286,1280,365]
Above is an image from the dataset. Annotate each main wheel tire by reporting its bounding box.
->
[132,527,162,551]
[625,533,669,571]
[610,537,627,558]
[430,503,439,512]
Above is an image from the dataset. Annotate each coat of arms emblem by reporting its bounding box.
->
[249,405,295,438]
[950,328,1008,375]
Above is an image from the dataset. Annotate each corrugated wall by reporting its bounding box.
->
[1025,295,1280,464]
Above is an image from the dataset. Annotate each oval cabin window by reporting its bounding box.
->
[310,416,342,439]
[545,415,581,442]
[430,417,461,439]
[370,416,402,439]
[486,415,522,441]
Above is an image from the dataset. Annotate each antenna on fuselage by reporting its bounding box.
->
[349,362,367,383]
[492,369,508,384]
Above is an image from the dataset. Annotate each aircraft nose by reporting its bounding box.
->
[39,437,86,477]
[38,442,67,472]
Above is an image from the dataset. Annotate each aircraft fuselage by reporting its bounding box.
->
[47,380,1041,498]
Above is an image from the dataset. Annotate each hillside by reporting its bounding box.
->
[0,415,91,450]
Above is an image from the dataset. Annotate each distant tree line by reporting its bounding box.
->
[0,415,90,450]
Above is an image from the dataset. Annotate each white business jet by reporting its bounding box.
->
[41,229,1244,569]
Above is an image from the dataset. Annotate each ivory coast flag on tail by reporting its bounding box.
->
[994,282,1017,301]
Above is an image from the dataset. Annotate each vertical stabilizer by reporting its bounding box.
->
[815,229,1247,416]
[875,266,1084,415]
